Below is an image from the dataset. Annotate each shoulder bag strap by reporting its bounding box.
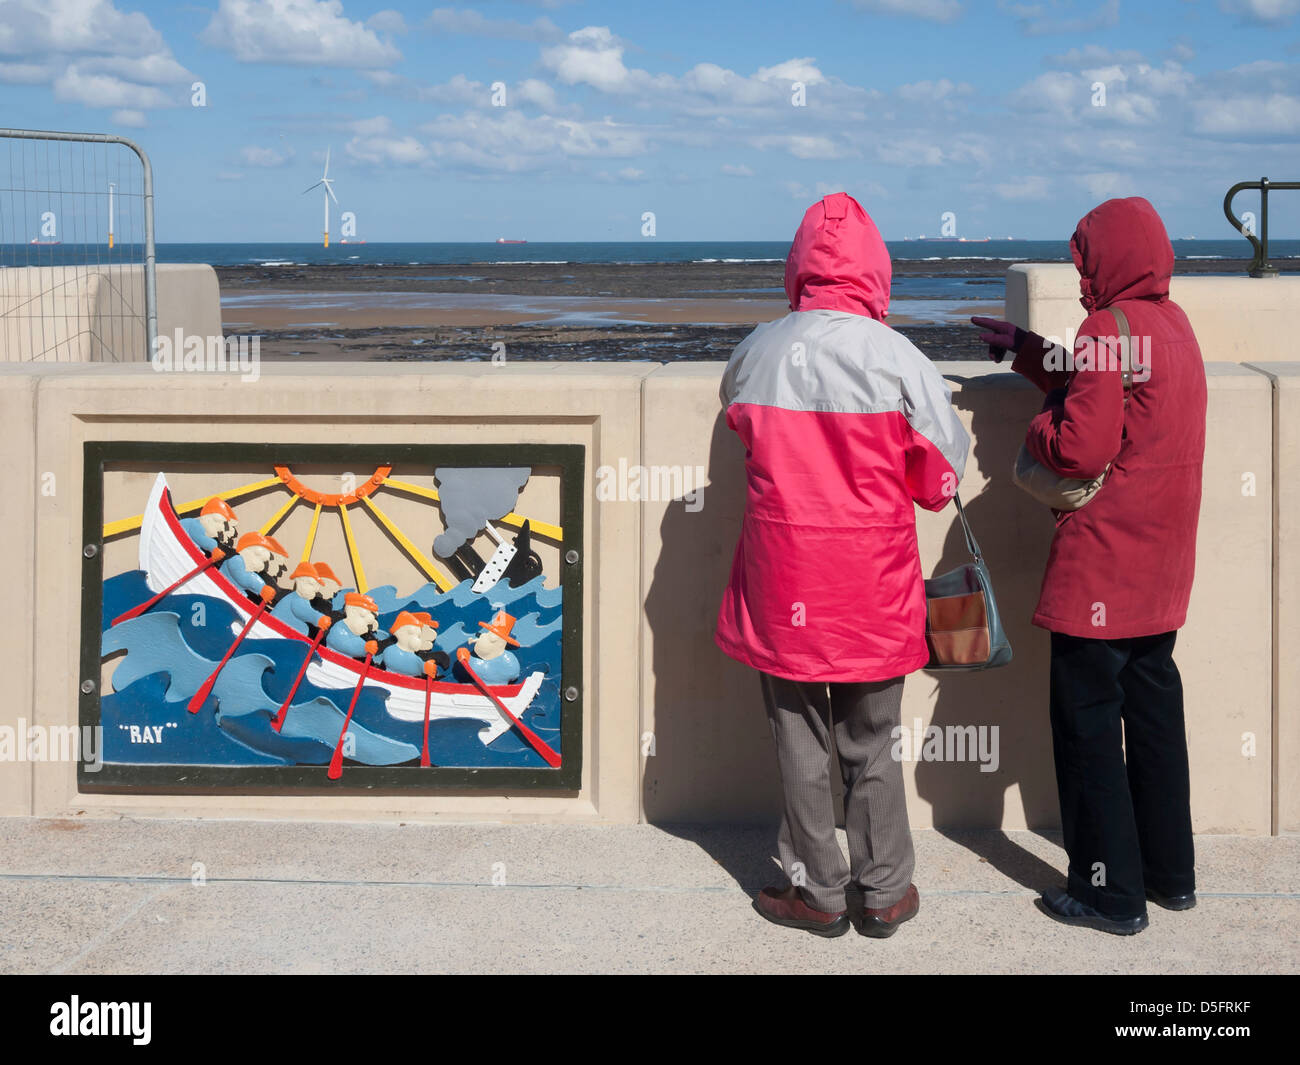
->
[953,493,982,563]
[1110,305,1133,396]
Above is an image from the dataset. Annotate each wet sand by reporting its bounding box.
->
[216,257,1268,363]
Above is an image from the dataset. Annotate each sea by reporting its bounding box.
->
[7,238,1298,269]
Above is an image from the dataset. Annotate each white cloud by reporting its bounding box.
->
[721,163,754,176]
[111,108,146,127]
[0,61,54,84]
[1045,44,1143,67]
[350,115,392,136]
[852,0,963,22]
[0,0,192,110]
[427,7,562,40]
[240,145,292,166]
[201,0,401,68]
[539,25,819,109]
[515,78,559,110]
[754,58,828,86]
[1219,0,1300,24]
[0,0,166,58]
[1010,70,1078,112]
[366,9,407,34]
[681,62,780,105]
[595,166,644,181]
[1010,62,1191,125]
[994,174,1050,200]
[54,66,177,108]
[75,53,193,85]
[1006,0,1120,36]
[751,134,849,159]
[1194,91,1300,133]
[346,134,428,165]
[363,71,567,113]
[898,78,973,100]
[1075,171,1134,198]
[422,109,649,171]
[876,139,945,166]
[415,72,488,105]
[540,26,647,93]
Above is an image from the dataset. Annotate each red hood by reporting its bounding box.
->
[1070,196,1173,313]
[784,192,890,320]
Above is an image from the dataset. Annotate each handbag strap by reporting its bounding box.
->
[952,493,983,563]
[1110,305,1134,396]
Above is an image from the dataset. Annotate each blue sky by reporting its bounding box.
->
[3,0,1299,242]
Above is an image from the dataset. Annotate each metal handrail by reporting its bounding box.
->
[1223,176,1300,278]
[0,126,156,354]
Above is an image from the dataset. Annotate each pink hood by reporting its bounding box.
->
[784,192,891,320]
[1070,196,1174,313]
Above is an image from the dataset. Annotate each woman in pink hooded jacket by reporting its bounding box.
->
[974,196,1207,936]
[715,193,970,938]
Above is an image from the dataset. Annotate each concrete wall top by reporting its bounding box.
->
[1005,263,1300,363]
[3,263,223,364]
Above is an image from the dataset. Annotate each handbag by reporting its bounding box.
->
[1011,305,1134,511]
[923,494,1012,671]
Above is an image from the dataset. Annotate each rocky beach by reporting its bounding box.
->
[216,257,1275,363]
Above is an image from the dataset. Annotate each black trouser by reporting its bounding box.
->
[1049,630,1195,919]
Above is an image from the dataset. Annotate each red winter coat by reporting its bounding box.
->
[1012,196,1207,638]
[714,193,970,682]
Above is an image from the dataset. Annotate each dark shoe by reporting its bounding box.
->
[1037,888,1148,935]
[752,885,849,938]
[858,883,920,939]
[1146,888,1197,911]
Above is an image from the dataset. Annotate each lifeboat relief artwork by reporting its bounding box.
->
[91,455,579,786]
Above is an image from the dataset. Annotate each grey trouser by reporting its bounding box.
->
[760,671,913,913]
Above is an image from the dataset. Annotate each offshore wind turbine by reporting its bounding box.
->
[302,148,339,247]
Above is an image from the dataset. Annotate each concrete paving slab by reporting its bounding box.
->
[0,819,1295,974]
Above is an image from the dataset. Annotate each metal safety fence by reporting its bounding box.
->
[1224,175,1299,279]
[0,128,156,362]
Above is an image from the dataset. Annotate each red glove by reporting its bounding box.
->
[970,316,1027,363]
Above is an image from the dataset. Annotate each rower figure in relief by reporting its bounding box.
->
[455,610,521,685]
[181,497,238,557]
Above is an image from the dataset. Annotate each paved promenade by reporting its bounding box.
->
[1,818,1294,975]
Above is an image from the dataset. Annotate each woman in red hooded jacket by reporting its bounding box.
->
[974,196,1207,935]
[716,193,970,938]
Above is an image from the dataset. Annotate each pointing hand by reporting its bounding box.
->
[970,316,1025,363]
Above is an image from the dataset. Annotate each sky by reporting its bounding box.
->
[2,0,1299,242]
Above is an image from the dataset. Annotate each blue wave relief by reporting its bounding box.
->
[100,570,564,771]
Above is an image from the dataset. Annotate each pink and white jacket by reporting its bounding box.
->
[714,193,970,682]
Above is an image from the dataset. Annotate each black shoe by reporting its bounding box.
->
[1036,888,1148,935]
[1146,888,1197,911]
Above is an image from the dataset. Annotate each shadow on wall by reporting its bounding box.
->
[643,411,784,825]
[643,374,1067,854]
[916,373,1060,833]
[915,372,1066,890]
